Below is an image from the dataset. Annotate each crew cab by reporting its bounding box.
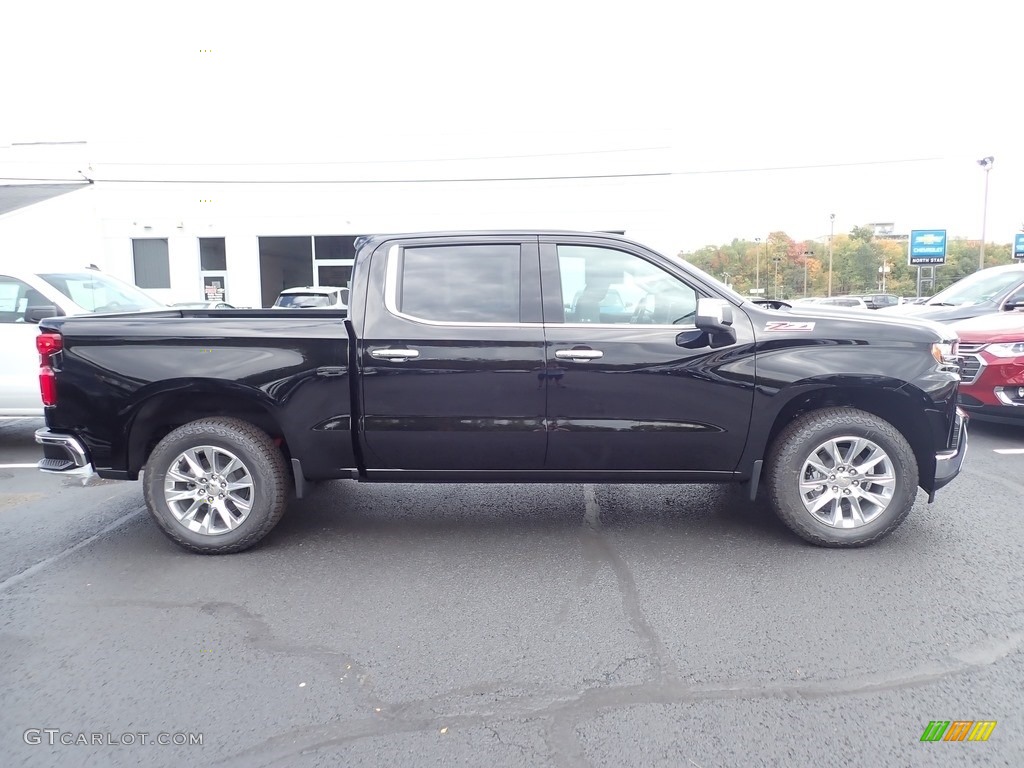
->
[950,311,1024,422]
[1,268,164,416]
[34,231,968,553]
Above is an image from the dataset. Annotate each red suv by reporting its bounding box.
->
[951,312,1024,423]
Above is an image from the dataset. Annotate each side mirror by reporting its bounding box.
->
[686,298,737,349]
[695,298,734,331]
[24,305,62,324]
[1004,292,1024,311]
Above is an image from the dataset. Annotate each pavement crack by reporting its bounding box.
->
[216,628,1024,767]
[581,484,680,681]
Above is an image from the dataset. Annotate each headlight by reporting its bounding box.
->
[931,341,959,364]
[986,341,1024,358]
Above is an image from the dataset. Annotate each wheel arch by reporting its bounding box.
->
[124,381,287,478]
[751,381,936,492]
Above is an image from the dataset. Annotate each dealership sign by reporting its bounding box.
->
[1014,233,1024,260]
[908,229,947,266]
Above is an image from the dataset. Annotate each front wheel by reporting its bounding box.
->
[143,417,289,554]
[764,407,918,547]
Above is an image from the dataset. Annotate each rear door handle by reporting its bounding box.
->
[369,348,420,361]
[555,348,604,361]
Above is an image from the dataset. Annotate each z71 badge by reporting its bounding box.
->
[764,321,816,332]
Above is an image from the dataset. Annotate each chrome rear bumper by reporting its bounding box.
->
[35,428,95,476]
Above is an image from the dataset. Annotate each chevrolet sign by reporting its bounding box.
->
[909,229,947,266]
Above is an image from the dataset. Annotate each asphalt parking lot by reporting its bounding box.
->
[1,416,1023,767]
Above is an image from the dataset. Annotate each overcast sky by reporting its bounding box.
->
[2,0,1021,255]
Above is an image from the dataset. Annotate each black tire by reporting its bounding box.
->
[143,417,289,554]
[764,407,918,547]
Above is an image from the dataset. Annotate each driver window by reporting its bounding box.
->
[0,276,35,324]
[556,245,698,325]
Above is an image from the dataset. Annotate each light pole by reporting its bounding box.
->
[803,250,813,296]
[754,237,761,291]
[978,156,994,271]
[828,213,835,297]
[773,255,782,299]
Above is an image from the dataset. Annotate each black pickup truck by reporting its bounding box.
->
[34,231,968,553]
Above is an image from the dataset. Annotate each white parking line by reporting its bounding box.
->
[0,507,146,594]
[0,464,39,469]
[993,449,1024,455]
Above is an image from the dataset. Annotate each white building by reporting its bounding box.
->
[1,150,670,309]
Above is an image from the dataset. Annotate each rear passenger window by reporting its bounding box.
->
[395,245,521,323]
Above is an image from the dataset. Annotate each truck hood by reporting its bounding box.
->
[766,303,958,342]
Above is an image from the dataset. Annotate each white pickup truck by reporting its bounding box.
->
[0,269,164,416]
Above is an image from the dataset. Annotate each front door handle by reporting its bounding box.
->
[555,348,604,361]
[369,348,420,361]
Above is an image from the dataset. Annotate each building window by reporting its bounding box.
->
[317,265,353,287]
[314,235,358,260]
[199,238,227,271]
[132,239,171,289]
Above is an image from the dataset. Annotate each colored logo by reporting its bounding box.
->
[920,720,997,742]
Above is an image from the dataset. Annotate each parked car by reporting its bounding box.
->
[272,286,348,309]
[172,301,235,309]
[948,311,1024,423]
[35,230,966,553]
[1,268,164,416]
[880,263,1024,322]
[816,296,869,309]
[859,293,902,310]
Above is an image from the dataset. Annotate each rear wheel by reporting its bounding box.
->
[143,417,288,554]
[764,407,918,547]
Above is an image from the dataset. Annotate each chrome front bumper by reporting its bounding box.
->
[35,428,95,476]
[931,408,968,499]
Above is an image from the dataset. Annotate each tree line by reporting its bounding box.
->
[680,228,1018,299]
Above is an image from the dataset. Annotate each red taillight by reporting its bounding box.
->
[36,333,62,407]
[36,333,62,358]
[39,368,57,406]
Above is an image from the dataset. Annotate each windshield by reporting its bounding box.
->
[927,269,1024,307]
[39,272,165,313]
[274,292,334,308]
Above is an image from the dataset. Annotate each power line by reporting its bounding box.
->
[674,156,942,174]
[92,146,672,167]
[10,141,88,146]
[0,156,945,186]
[0,172,671,184]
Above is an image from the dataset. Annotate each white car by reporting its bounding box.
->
[0,269,164,416]
[272,285,349,309]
